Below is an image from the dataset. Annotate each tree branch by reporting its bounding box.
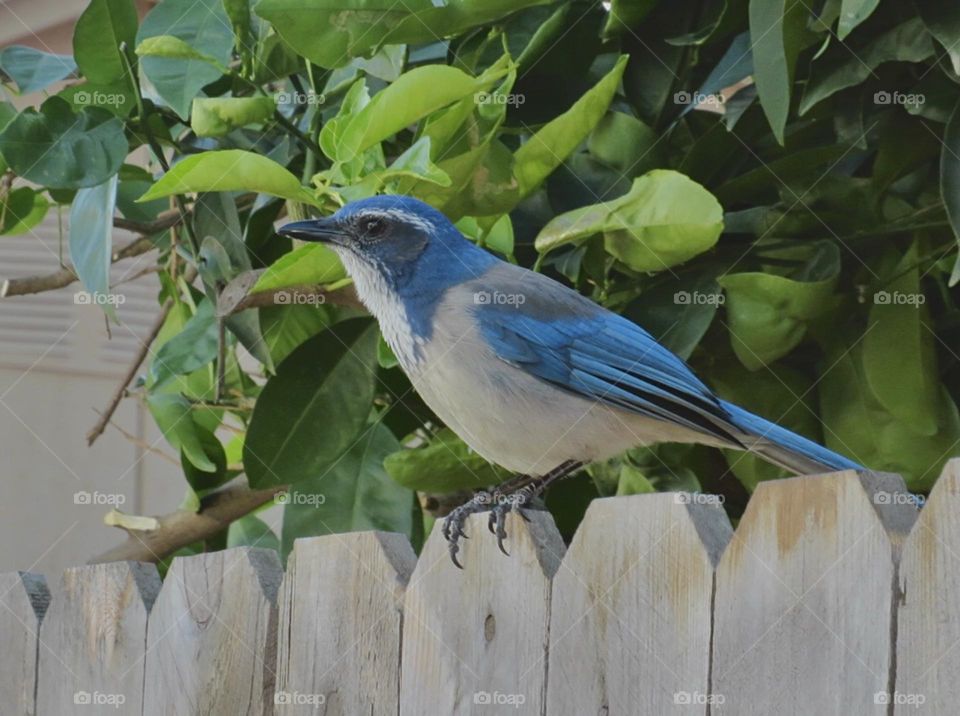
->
[88,476,287,564]
[0,210,182,298]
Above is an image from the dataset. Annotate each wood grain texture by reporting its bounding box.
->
[895,458,960,714]
[400,511,564,715]
[712,471,916,716]
[0,572,49,715]
[36,561,160,715]
[143,547,282,716]
[546,493,731,716]
[275,531,416,715]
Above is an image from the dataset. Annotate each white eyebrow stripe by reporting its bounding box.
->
[359,208,433,233]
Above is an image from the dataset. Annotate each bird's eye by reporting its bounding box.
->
[363,217,386,237]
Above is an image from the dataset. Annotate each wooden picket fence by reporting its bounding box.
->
[3,461,959,715]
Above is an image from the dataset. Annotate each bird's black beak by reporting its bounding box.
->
[277,218,342,244]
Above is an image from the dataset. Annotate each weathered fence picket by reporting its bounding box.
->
[2,462,958,715]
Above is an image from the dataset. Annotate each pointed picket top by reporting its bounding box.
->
[36,561,160,714]
[547,492,732,715]
[401,510,564,716]
[713,470,917,715]
[143,547,282,716]
[276,531,415,715]
[0,572,50,716]
[894,458,960,713]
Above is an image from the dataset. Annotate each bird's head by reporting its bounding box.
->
[278,196,493,301]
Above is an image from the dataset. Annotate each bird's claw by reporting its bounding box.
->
[442,488,538,566]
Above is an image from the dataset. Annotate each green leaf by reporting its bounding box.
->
[228,515,280,552]
[280,422,414,558]
[0,97,127,189]
[139,150,319,205]
[837,0,880,40]
[384,428,507,492]
[244,319,379,488]
[587,111,660,176]
[136,0,234,118]
[150,299,219,386]
[335,62,507,161]
[190,96,276,137]
[718,241,840,370]
[253,243,347,292]
[535,170,724,272]
[749,0,808,143]
[73,0,138,84]
[69,175,119,320]
[942,98,960,287]
[381,137,450,187]
[603,0,659,39]
[180,426,229,495]
[147,393,217,472]
[259,304,333,366]
[134,35,226,69]
[255,0,550,69]
[0,188,49,235]
[624,274,722,359]
[863,246,939,435]
[800,18,934,115]
[916,0,960,74]
[615,463,656,496]
[0,46,76,93]
[514,55,627,197]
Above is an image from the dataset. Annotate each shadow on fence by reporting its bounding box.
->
[3,460,958,715]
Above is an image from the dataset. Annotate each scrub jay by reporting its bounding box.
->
[280,195,861,566]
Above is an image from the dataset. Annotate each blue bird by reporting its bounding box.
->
[280,196,862,566]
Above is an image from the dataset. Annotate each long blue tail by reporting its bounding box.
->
[719,400,863,474]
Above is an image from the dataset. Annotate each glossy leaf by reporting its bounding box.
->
[252,243,347,292]
[0,97,127,189]
[384,428,507,492]
[191,96,276,137]
[150,299,219,386]
[749,0,807,143]
[0,46,76,93]
[69,175,119,319]
[228,515,280,552]
[0,188,49,236]
[280,422,414,558]
[73,0,138,84]
[244,319,379,488]
[147,393,217,472]
[136,0,233,118]
[139,149,320,205]
[259,304,333,365]
[514,55,627,197]
[838,0,880,39]
[535,170,724,272]
[603,0,659,38]
[942,98,960,287]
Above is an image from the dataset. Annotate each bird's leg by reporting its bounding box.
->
[442,460,583,568]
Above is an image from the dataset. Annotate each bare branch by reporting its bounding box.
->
[88,476,288,564]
